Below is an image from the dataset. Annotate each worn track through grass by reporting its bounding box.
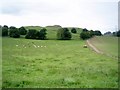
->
[87,36,118,60]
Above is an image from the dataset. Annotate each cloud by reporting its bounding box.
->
[0,0,118,33]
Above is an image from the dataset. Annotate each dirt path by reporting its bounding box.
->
[86,40,103,54]
[86,38,118,59]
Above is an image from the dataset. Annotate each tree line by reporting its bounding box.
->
[1,25,103,40]
[104,31,120,37]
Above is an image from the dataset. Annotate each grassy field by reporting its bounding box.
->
[88,36,119,58]
[2,37,118,88]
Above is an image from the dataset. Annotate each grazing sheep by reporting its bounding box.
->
[16,45,18,47]
[83,45,87,48]
[38,46,40,47]
[41,46,43,47]
[33,45,37,48]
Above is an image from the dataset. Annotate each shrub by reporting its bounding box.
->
[38,28,47,40]
[2,25,8,36]
[82,28,88,32]
[25,28,47,40]
[25,29,37,39]
[80,31,91,40]
[19,27,27,35]
[63,28,72,40]
[57,28,72,40]
[94,30,102,36]
[71,28,77,33]
[9,26,20,38]
[116,30,120,37]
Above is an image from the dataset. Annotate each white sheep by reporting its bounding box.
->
[83,45,87,48]
[41,46,43,47]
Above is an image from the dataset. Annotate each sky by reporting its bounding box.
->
[0,0,119,33]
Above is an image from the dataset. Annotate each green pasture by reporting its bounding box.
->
[2,37,118,88]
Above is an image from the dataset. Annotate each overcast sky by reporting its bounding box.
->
[0,0,119,33]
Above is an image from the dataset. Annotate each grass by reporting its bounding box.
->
[88,36,118,58]
[2,37,118,88]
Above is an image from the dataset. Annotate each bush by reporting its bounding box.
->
[82,28,88,32]
[19,27,27,35]
[116,30,120,37]
[9,26,20,38]
[25,29,37,39]
[71,28,77,33]
[25,28,47,40]
[94,30,102,36]
[57,28,72,40]
[2,25,8,36]
[38,28,47,40]
[80,31,91,40]
[63,28,72,40]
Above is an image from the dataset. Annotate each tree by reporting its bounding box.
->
[104,31,112,35]
[80,28,91,40]
[116,30,120,37]
[9,26,20,38]
[38,28,47,40]
[19,27,27,35]
[80,31,91,40]
[57,28,72,40]
[25,29,37,39]
[2,25,8,36]
[71,28,77,33]
[82,28,88,32]
[94,30,102,36]
[63,28,72,40]
[113,32,116,36]
[25,28,47,40]
[89,30,95,37]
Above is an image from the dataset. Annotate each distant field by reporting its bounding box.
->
[88,36,118,58]
[2,37,118,88]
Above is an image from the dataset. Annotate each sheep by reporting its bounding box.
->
[33,44,37,48]
[41,46,43,47]
[83,45,87,48]
[16,45,18,47]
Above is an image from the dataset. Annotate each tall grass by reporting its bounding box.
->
[2,37,118,88]
[89,36,118,58]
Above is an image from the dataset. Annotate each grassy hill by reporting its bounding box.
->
[88,36,118,58]
[24,25,82,40]
[2,37,118,88]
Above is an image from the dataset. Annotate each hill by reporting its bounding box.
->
[24,25,82,40]
[87,36,118,59]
